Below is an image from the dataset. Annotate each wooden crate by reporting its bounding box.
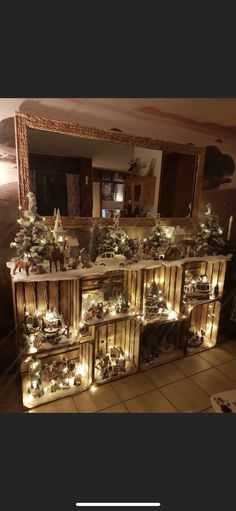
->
[187,300,221,354]
[140,318,186,370]
[21,342,93,409]
[93,317,140,384]
[143,264,183,313]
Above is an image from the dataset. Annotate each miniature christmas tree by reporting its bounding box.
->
[195,203,225,255]
[10,192,50,262]
[89,221,102,262]
[116,289,130,313]
[144,281,168,320]
[102,280,119,302]
[143,214,170,256]
[99,214,131,256]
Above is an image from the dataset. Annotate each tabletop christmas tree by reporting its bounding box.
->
[144,281,168,320]
[99,214,131,256]
[89,221,102,262]
[143,213,170,258]
[10,192,50,263]
[195,203,225,255]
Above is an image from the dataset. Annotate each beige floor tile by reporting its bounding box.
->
[220,340,236,358]
[111,373,155,401]
[174,354,212,376]
[200,347,234,366]
[213,359,236,383]
[98,403,128,413]
[29,397,78,413]
[161,378,210,412]
[73,384,120,412]
[146,362,185,387]
[191,367,236,396]
[125,389,177,413]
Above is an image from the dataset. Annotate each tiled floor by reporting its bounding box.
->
[28,342,236,413]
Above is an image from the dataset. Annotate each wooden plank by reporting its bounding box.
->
[218,261,226,297]
[127,270,132,307]
[115,321,123,347]
[125,318,131,357]
[135,270,141,309]
[24,282,36,316]
[190,306,197,331]
[36,281,48,313]
[133,319,140,367]
[211,301,220,344]
[131,271,136,307]
[129,318,135,360]
[200,303,208,333]
[168,266,176,309]
[121,319,126,354]
[59,281,71,325]
[48,281,59,312]
[15,282,25,321]
[205,261,213,286]
[195,303,202,332]
[174,266,182,313]
[159,266,165,293]
[164,266,171,301]
[200,260,207,275]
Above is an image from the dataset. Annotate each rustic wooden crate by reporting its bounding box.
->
[21,342,93,409]
[93,317,140,383]
[143,264,183,313]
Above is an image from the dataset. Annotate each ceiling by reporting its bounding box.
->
[18,98,236,125]
[1,98,236,127]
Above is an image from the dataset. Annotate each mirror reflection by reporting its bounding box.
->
[28,128,197,219]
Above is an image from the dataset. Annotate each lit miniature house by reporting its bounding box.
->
[53,209,66,244]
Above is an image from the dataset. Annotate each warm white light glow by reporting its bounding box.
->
[168,310,178,320]
[90,385,96,393]
[29,346,37,354]
[76,363,86,376]
[45,310,55,321]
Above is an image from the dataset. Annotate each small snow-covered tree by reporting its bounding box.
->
[143,213,170,253]
[89,221,102,262]
[195,203,225,254]
[99,215,131,255]
[10,192,50,262]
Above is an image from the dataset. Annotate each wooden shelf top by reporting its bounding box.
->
[19,338,81,361]
[186,297,221,307]
[84,309,137,327]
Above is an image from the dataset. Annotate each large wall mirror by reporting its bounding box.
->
[15,113,205,226]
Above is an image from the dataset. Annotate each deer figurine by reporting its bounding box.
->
[13,258,36,276]
[48,242,65,272]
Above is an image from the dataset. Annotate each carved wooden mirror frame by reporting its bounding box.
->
[14,112,205,228]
